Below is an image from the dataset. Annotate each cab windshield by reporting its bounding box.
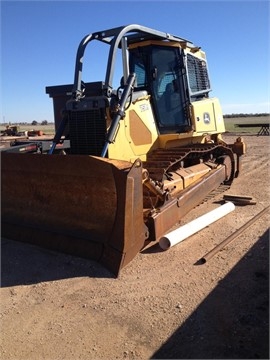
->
[129,45,190,134]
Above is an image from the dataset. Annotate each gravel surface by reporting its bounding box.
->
[1,133,269,359]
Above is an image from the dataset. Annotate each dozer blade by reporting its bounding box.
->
[1,153,147,276]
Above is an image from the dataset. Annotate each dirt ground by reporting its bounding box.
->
[1,132,269,359]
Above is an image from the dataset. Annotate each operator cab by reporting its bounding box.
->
[129,44,191,134]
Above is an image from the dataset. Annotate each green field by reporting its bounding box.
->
[0,124,55,135]
[224,116,270,133]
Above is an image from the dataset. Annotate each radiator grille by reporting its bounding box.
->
[68,108,107,155]
[187,53,210,95]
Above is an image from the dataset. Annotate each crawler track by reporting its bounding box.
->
[144,144,235,184]
[142,144,235,209]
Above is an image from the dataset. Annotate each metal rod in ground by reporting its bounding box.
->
[200,205,269,264]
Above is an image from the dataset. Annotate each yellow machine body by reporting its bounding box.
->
[1,25,245,275]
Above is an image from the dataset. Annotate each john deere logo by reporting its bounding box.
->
[203,112,210,124]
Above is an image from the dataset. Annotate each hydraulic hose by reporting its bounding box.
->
[101,73,136,157]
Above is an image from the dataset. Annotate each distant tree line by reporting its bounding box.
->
[224,113,270,118]
[32,120,51,125]
[0,120,53,126]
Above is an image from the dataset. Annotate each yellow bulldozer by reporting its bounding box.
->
[1,24,245,276]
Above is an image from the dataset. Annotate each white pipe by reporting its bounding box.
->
[159,202,235,250]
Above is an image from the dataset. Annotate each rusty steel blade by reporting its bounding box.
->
[1,153,147,276]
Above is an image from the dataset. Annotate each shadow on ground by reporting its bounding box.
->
[1,238,114,286]
[151,229,269,359]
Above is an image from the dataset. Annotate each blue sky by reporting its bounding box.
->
[1,0,269,123]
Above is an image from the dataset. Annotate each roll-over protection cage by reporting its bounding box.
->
[71,24,199,101]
